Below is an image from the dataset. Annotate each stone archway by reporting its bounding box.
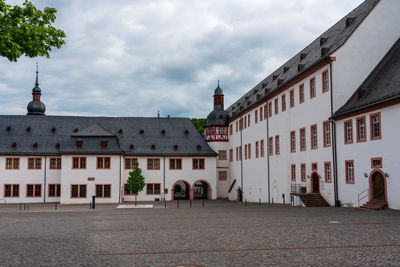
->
[193,180,212,199]
[171,180,191,200]
[311,172,320,193]
[369,170,387,201]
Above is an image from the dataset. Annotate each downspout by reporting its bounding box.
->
[163,156,166,201]
[43,156,47,203]
[329,61,340,207]
[119,155,122,203]
[240,123,243,201]
[266,105,271,203]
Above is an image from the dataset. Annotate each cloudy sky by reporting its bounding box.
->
[0,0,364,118]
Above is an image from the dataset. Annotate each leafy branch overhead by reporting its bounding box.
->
[0,0,66,61]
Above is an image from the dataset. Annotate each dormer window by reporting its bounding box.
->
[184,130,189,135]
[196,145,201,151]
[129,144,134,150]
[151,144,156,150]
[320,37,327,46]
[283,66,290,73]
[6,126,11,132]
[33,143,38,148]
[161,129,166,135]
[272,75,279,81]
[300,53,307,61]
[56,143,60,149]
[140,129,144,134]
[321,47,327,57]
[174,144,179,151]
[101,140,108,148]
[74,128,79,133]
[118,129,123,134]
[345,17,355,28]
[76,140,83,148]
[26,127,31,132]
[12,142,17,148]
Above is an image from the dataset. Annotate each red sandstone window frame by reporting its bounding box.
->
[218,170,228,181]
[48,184,61,197]
[72,157,86,169]
[300,127,306,151]
[248,143,251,159]
[370,112,382,141]
[26,184,41,197]
[299,83,305,104]
[244,144,248,160]
[4,184,19,198]
[192,158,205,170]
[371,157,383,169]
[260,139,265,157]
[281,94,286,112]
[5,157,19,170]
[255,141,259,158]
[310,124,318,149]
[356,116,366,143]
[147,158,160,170]
[290,89,295,108]
[96,157,111,169]
[300,163,306,182]
[260,107,263,121]
[124,183,138,196]
[49,157,61,170]
[290,130,296,153]
[255,110,258,124]
[309,77,316,99]
[264,104,267,118]
[344,119,353,144]
[218,150,227,161]
[239,147,242,161]
[95,184,111,198]
[248,114,251,127]
[71,184,87,198]
[269,137,273,155]
[146,183,161,195]
[345,160,355,184]
[268,102,272,118]
[324,162,332,183]
[169,158,183,170]
[274,98,279,115]
[275,135,280,155]
[229,149,233,162]
[28,157,42,170]
[311,162,318,171]
[291,164,296,182]
[322,69,329,93]
[125,157,138,169]
[323,121,331,147]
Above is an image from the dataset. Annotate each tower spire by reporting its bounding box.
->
[27,63,46,116]
[35,62,39,86]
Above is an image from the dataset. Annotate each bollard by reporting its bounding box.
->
[164,201,166,209]
[177,199,179,209]
[92,195,95,210]
[259,198,261,206]
[272,197,274,205]
[282,193,285,206]
[190,200,192,208]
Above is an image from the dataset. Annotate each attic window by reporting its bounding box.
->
[247,100,251,106]
[256,93,261,100]
[6,126,11,132]
[76,140,83,148]
[321,47,327,57]
[151,144,156,150]
[140,129,144,134]
[320,37,327,46]
[174,144,179,151]
[196,145,201,151]
[101,140,108,148]
[262,83,268,88]
[74,128,79,133]
[12,142,17,148]
[118,129,123,134]
[129,144,134,150]
[283,67,290,73]
[184,130,189,135]
[253,89,258,95]
[264,88,269,95]
[161,129,166,135]
[56,143,60,149]
[298,64,305,72]
[33,143,38,148]
[345,17,355,27]
[26,127,31,132]
[272,75,279,81]
[277,79,285,86]
[300,53,307,61]
[357,88,367,99]
[51,127,56,133]
[245,96,249,101]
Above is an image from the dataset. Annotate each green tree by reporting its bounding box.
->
[0,0,66,61]
[191,118,206,134]
[126,162,146,206]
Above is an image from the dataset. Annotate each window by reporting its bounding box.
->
[28,157,41,169]
[274,98,279,114]
[169,158,182,169]
[50,158,61,169]
[264,104,267,118]
[371,157,382,169]
[260,140,265,157]
[255,141,259,158]
[356,116,366,142]
[239,147,242,161]
[248,143,251,159]
[97,157,111,169]
[193,158,205,169]
[244,117,247,128]
[345,160,355,184]
[299,84,305,104]
[27,184,41,197]
[229,149,233,162]
[324,162,332,183]
[291,164,296,182]
[255,110,258,123]
[146,183,161,195]
[290,131,296,153]
[323,121,331,147]
[259,107,263,121]
[311,124,318,149]
[236,121,238,132]
[300,128,306,151]
[268,102,272,117]
[239,118,243,131]
[281,94,286,112]
[290,89,295,108]
[370,112,381,140]
[48,184,61,197]
[72,157,86,169]
[6,158,19,169]
[322,70,329,92]
[244,145,247,160]
[71,184,87,198]
[218,150,227,160]
[248,114,251,127]
[96,184,111,198]
[344,120,353,144]
[275,135,280,155]
[229,125,233,135]
[125,158,138,169]
[310,77,316,98]
[147,158,160,170]
[219,171,228,181]
[236,147,238,161]
[301,164,306,182]
[4,184,19,197]
[124,184,137,195]
[269,137,273,155]
[311,162,318,171]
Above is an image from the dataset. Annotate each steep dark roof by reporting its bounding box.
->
[206,110,229,127]
[226,0,380,119]
[0,116,217,156]
[333,38,400,118]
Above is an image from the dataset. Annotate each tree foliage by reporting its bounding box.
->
[0,0,66,61]
[126,163,146,195]
[191,118,206,134]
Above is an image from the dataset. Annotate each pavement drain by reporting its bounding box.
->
[329,221,340,224]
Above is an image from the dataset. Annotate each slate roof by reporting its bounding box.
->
[0,116,217,156]
[206,110,229,127]
[333,38,400,118]
[226,0,380,119]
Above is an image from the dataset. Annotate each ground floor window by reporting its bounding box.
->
[4,184,19,197]
[71,184,87,198]
[27,184,41,197]
[124,184,138,195]
[48,184,61,197]
[146,183,161,195]
[96,184,111,198]
[219,171,228,181]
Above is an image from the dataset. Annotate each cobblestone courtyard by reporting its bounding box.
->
[1,200,400,266]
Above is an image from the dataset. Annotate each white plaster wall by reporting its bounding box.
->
[336,104,400,209]
[331,0,400,111]
[207,141,230,198]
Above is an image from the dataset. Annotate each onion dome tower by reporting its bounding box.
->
[204,81,229,142]
[27,64,46,116]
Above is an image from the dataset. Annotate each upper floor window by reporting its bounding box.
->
[96,184,111,198]
[275,135,280,155]
[269,137,273,155]
[260,140,265,157]
[299,84,305,104]
[218,150,227,160]
[244,144,248,160]
[229,125,233,136]
[255,141,259,158]
[310,77,316,98]
[300,128,306,151]
[48,184,61,197]
[229,149,233,162]
[219,171,227,181]
[370,112,381,140]
[356,116,366,142]
[4,184,19,197]
[290,131,296,153]
[50,158,61,169]
[72,157,86,169]
[322,70,329,92]
[193,158,205,169]
[125,158,138,169]
[255,110,258,123]
[248,143,251,159]
[311,125,318,149]
[264,104,267,118]
[281,94,286,112]
[28,157,41,169]
[291,164,296,182]
[324,162,332,183]
[147,158,160,170]
[248,114,251,127]
[268,102,272,118]
[27,184,41,197]
[97,157,111,169]
[6,158,19,169]
[259,107,263,121]
[290,89,295,108]
[170,158,182,169]
[344,120,353,144]
[236,121,238,132]
[71,184,87,198]
[274,98,279,115]
[345,160,355,184]
[323,121,331,147]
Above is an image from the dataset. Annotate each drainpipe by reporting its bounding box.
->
[266,106,271,203]
[118,155,122,203]
[329,61,340,207]
[163,156,166,201]
[43,156,47,203]
[240,122,243,201]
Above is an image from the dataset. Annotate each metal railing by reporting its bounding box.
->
[290,184,310,194]
[357,188,369,207]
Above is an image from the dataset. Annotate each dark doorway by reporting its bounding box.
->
[193,181,209,199]
[173,181,190,200]
[372,172,385,200]
[311,173,320,193]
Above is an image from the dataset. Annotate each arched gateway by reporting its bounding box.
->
[171,180,191,200]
